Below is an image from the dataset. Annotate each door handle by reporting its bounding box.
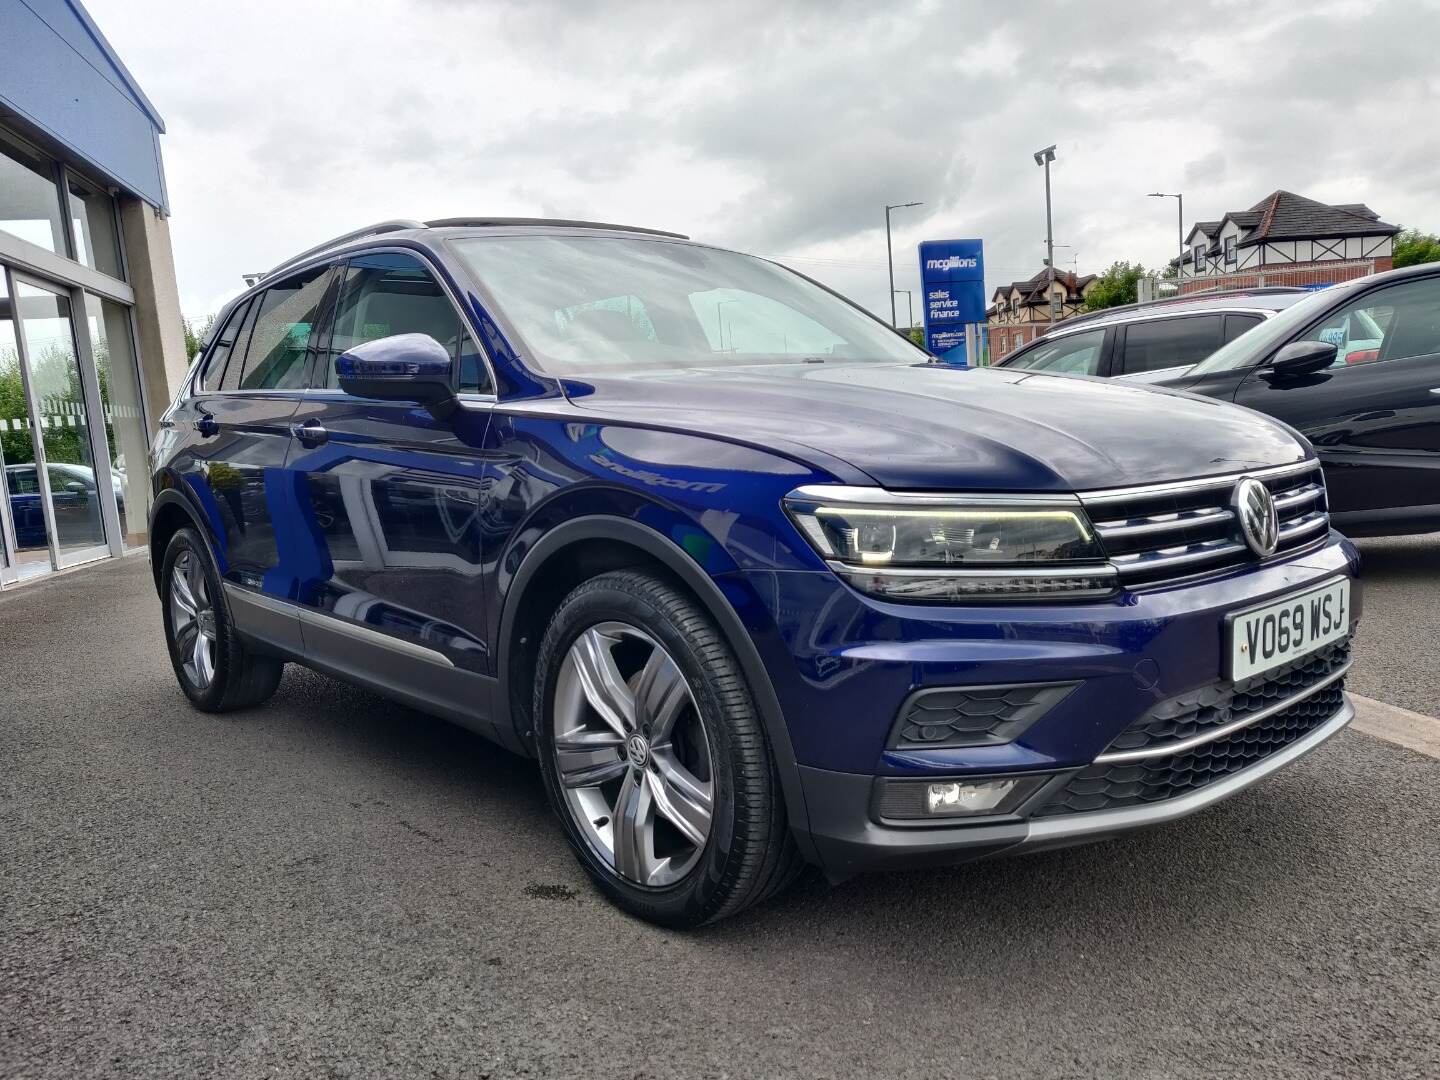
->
[194,413,219,438]
[289,419,329,447]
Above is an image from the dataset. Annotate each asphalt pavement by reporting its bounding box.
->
[3,551,1439,1079]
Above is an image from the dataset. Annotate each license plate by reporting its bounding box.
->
[1226,577,1351,680]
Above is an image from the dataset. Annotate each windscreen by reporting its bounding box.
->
[450,235,927,376]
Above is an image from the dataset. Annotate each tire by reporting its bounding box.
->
[534,569,801,927]
[159,527,283,712]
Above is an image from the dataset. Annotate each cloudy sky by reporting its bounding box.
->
[87,0,1440,324]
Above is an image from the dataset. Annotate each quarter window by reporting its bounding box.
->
[197,299,252,392]
[322,252,491,393]
[1223,314,1263,343]
[1119,315,1224,374]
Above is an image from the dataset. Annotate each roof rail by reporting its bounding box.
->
[424,216,689,240]
[259,219,428,283]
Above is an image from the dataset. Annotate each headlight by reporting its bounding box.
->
[783,485,1117,602]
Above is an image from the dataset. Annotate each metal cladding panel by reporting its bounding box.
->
[0,0,168,210]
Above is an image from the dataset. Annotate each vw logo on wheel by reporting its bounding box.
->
[1232,476,1279,557]
[625,732,650,769]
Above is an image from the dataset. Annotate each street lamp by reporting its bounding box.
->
[716,298,739,352]
[885,201,923,327]
[893,289,914,331]
[1148,192,1184,273]
[1034,145,1057,323]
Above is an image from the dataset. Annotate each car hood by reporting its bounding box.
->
[560,362,1308,492]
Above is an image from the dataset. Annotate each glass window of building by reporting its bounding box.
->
[67,176,125,280]
[84,294,149,547]
[13,281,106,558]
[2,273,54,581]
[0,130,66,254]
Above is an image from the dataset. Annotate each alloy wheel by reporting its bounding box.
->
[169,550,217,688]
[553,621,714,887]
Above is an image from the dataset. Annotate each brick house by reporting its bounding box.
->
[986,268,1097,360]
[1176,190,1398,292]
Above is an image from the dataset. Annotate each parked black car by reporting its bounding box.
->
[997,268,1440,537]
[1138,264,1440,537]
[995,288,1310,379]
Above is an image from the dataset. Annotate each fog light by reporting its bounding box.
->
[925,779,1017,816]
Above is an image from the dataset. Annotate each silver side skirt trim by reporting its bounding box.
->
[1026,695,1354,843]
[222,583,455,668]
[1095,660,1351,764]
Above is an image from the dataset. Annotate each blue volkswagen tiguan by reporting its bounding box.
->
[149,218,1361,926]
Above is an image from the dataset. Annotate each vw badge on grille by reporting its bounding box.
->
[1232,476,1279,557]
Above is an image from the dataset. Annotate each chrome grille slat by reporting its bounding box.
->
[1080,462,1329,589]
[1093,507,1234,542]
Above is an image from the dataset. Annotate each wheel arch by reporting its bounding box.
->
[148,487,210,594]
[496,515,816,856]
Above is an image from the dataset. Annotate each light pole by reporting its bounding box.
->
[716,298,738,352]
[893,289,914,331]
[1034,145,1057,323]
[1148,192,1184,273]
[885,201,923,327]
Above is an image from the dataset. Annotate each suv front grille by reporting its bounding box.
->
[1080,461,1328,589]
[1033,680,1345,818]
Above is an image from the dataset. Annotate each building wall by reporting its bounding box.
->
[0,1,180,587]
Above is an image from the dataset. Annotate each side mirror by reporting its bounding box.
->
[65,481,88,495]
[1268,339,1337,376]
[336,333,456,414]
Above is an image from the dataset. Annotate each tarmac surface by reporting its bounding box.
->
[2,551,1438,1079]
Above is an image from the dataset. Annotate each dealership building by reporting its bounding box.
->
[0,0,184,588]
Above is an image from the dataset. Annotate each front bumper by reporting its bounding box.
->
[734,533,1362,879]
[799,693,1353,879]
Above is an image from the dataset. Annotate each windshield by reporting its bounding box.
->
[450,235,928,376]
[1187,285,1357,375]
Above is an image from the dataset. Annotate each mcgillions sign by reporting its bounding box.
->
[925,255,980,273]
[918,239,985,366]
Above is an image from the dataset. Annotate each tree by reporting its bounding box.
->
[183,314,215,362]
[1084,261,1146,312]
[1393,228,1440,269]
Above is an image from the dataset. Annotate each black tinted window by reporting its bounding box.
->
[1224,314,1263,343]
[235,267,333,390]
[322,252,491,393]
[1119,315,1223,374]
[197,299,251,391]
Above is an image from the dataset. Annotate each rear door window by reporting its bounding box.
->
[229,266,335,391]
[1117,315,1224,374]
